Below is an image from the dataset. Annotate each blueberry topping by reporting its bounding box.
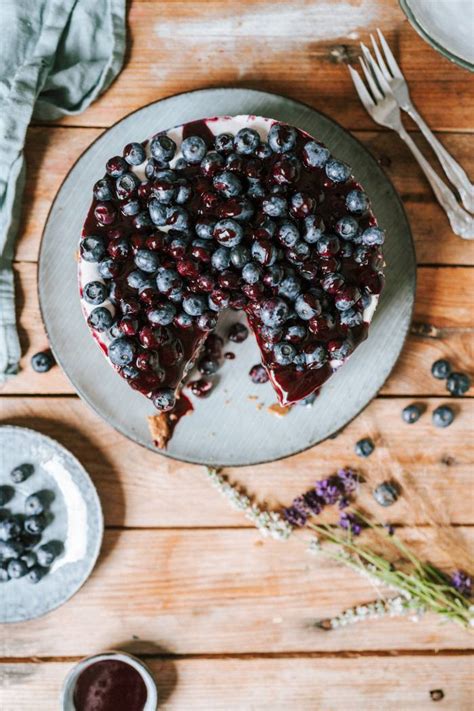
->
[325,159,351,183]
[213,218,244,247]
[134,249,160,273]
[106,156,128,177]
[31,351,55,373]
[152,387,176,411]
[24,514,48,535]
[156,268,182,294]
[201,151,225,176]
[80,235,106,262]
[148,303,176,326]
[402,403,423,424]
[302,141,330,168]
[335,216,359,240]
[214,133,234,154]
[346,190,369,214]
[303,215,324,244]
[123,142,146,165]
[181,135,207,164]
[242,262,262,284]
[88,307,114,332]
[211,246,231,271]
[83,281,108,305]
[373,481,399,507]
[260,298,290,327]
[361,227,385,246]
[197,311,218,331]
[446,372,470,396]
[115,172,140,200]
[268,123,297,153]
[230,245,251,269]
[234,128,260,155]
[10,463,34,483]
[93,177,114,201]
[431,359,452,380]
[252,239,277,266]
[108,337,136,366]
[339,308,363,328]
[277,220,300,247]
[150,134,177,162]
[183,294,207,316]
[304,343,327,368]
[355,437,375,457]
[273,342,297,365]
[295,292,322,320]
[127,270,148,290]
[213,170,242,197]
[262,196,287,217]
[0,516,21,541]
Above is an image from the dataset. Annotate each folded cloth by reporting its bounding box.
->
[0,0,126,382]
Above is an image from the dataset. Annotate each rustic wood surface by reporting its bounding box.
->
[1,0,473,708]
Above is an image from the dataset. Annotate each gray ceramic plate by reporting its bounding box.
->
[0,426,103,622]
[39,88,416,467]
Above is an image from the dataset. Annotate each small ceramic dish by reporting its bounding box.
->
[61,651,158,710]
[0,425,103,622]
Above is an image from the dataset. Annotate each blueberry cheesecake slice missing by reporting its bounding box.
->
[79,115,384,442]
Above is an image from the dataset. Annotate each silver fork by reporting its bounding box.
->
[369,29,474,214]
[349,52,474,239]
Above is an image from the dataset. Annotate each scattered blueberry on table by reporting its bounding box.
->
[432,405,455,428]
[446,372,471,396]
[354,437,375,457]
[402,403,423,424]
[431,359,452,380]
[373,481,399,507]
[31,350,55,373]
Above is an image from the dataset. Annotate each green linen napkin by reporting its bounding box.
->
[0,0,126,382]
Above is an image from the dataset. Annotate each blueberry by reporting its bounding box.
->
[268,123,297,153]
[304,343,327,368]
[175,312,195,329]
[228,323,249,343]
[0,486,13,506]
[277,220,300,247]
[401,403,423,424]
[213,219,244,247]
[24,514,48,535]
[27,566,48,584]
[249,364,269,384]
[0,563,10,582]
[0,540,24,559]
[321,272,345,293]
[339,308,363,328]
[335,286,361,312]
[214,133,234,154]
[355,437,375,457]
[325,159,351,183]
[93,177,114,201]
[25,493,45,516]
[295,293,322,320]
[247,179,265,199]
[273,342,297,365]
[284,323,307,343]
[150,134,176,162]
[302,141,330,168]
[123,142,146,166]
[255,142,272,159]
[167,206,190,232]
[88,307,114,333]
[353,246,371,265]
[37,541,63,567]
[135,249,160,273]
[262,196,287,217]
[330,340,353,360]
[278,274,302,301]
[361,226,385,246]
[21,551,37,569]
[132,211,153,231]
[121,199,141,216]
[156,268,182,294]
[148,303,176,326]
[127,269,148,290]
[316,235,340,256]
[80,236,106,263]
[31,351,55,373]
[10,463,34,483]
[290,192,315,218]
[373,481,399,507]
[181,135,207,164]
[303,215,324,244]
[431,359,452,380]
[299,393,318,407]
[287,240,310,264]
[346,190,369,214]
[198,357,219,375]
[83,281,108,305]
[145,158,168,180]
[152,387,176,412]
[7,558,28,579]
[211,246,231,271]
[252,239,277,266]
[195,220,215,240]
[183,294,207,316]
[263,265,284,288]
[242,262,262,284]
[201,151,225,175]
[148,198,169,226]
[174,157,188,171]
[335,216,359,240]
[446,372,471,396]
[260,298,290,328]
[213,170,242,197]
[230,245,251,269]
[106,156,128,177]
[175,180,192,204]
[108,337,136,366]
[0,516,21,541]
[115,171,140,199]
[197,311,218,331]
[152,180,176,204]
[234,128,260,155]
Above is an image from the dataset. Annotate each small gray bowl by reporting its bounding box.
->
[61,651,159,710]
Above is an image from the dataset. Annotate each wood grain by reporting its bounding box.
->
[1,656,473,710]
[1,396,473,527]
[39,0,474,132]
[17,127,474,265]
[2,263,472,396]
[2,528,473,657]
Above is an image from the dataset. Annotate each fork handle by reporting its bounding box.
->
[405,105,474,213]
[398,126,474,239]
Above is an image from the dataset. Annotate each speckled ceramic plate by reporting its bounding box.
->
[0,426,103,622]
[39,88,416,467]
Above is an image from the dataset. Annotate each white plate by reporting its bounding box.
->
[0,426,103,622]
[39,88,416,467]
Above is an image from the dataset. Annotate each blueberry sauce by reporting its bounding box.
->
[73,659,147,711]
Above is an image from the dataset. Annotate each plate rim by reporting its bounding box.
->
[0,424,104,623]
[38,86,416,467]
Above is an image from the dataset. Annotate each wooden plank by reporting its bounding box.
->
[1,528,472,656]
[17,127,474,266]
[1,656,473,710]
[42,0,474,131]
[0,395,473,527]
[2,263,472,396]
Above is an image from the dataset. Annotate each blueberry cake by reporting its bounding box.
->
[79,115,384,424]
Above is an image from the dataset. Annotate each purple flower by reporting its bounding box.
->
[451,570,472,597]
[315,477,341,505]
[303,489,325,515]
[339,512,362,536]
[338,497,349,510]
[283,496,308,527]
[337,468,358,494]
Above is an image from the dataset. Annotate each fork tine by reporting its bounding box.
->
[362,44,393,97]
[348,65,375,112]
[377,28,403,79]
[359,49,383,102]
[370,33,391,81]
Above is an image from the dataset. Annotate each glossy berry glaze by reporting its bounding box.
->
[79,115,384,411]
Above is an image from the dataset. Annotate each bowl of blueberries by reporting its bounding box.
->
[0,425,103,622]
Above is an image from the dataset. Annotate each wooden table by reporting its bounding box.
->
[1,1,473,708]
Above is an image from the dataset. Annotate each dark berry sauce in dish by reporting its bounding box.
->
[73,659,147,711]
